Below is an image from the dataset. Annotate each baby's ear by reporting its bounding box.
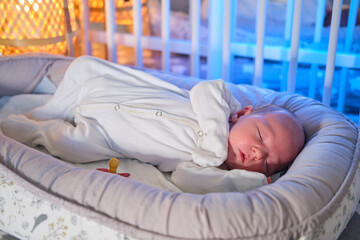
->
[231,105,253,123]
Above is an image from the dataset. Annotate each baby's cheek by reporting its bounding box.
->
[243,161,267,175]
[225,149,237,170]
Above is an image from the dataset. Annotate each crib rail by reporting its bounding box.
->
[80,0,360,120]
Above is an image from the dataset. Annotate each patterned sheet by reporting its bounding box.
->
[0,171,133,240]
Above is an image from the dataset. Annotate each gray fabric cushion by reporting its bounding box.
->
[0,53,73,96]
[0,54,359,239]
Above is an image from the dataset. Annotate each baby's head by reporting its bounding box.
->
[226,104,305,177]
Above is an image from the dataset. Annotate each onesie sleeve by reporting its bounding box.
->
[171,161,268,194]
[189,79,242,167]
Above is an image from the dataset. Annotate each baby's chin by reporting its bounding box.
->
[224,157,242,170]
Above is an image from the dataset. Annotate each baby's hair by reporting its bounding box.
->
[252,104,302,130]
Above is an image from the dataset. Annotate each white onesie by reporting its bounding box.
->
[1,56,268,192]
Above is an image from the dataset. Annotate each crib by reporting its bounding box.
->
[78,0,360,118]
[0,0,360,239]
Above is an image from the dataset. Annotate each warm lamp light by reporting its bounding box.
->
[84,0,147,30]
[0,0,78,55]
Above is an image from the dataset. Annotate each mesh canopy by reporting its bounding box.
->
[0,0,77,55]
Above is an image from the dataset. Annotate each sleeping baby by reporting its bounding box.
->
[0,56,305,193]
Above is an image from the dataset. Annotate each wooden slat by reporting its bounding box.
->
[63,0,74,57]
[253,0,267,87]
[308,0,327,98]
[322,0,343,106]
[222,0,237,83]
[190,0,200,78]
[207,0,224,79]
[313,0,327,53]
[280,0,294,91]
[161,0,170,72]
[133,0,143,67]
[287,0,303,93]
[81,0,92,55]
[337,0,359,112]
[104,0,117,62]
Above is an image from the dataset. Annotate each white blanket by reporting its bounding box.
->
[172,161,268,194]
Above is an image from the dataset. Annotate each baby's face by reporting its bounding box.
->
[226,109,304,176]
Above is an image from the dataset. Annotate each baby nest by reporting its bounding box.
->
[0,54,359,240]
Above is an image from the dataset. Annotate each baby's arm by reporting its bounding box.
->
[189,80,243,167]
[1,114,121,163]
[171,161,268,194]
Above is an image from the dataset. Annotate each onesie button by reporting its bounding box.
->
[198,130,205,137]
[156,111,163,117]
[114,104,120,111]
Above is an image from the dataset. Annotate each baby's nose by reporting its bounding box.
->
[251,147,266,161]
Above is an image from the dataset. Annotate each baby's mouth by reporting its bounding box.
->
[239,149,245,163]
